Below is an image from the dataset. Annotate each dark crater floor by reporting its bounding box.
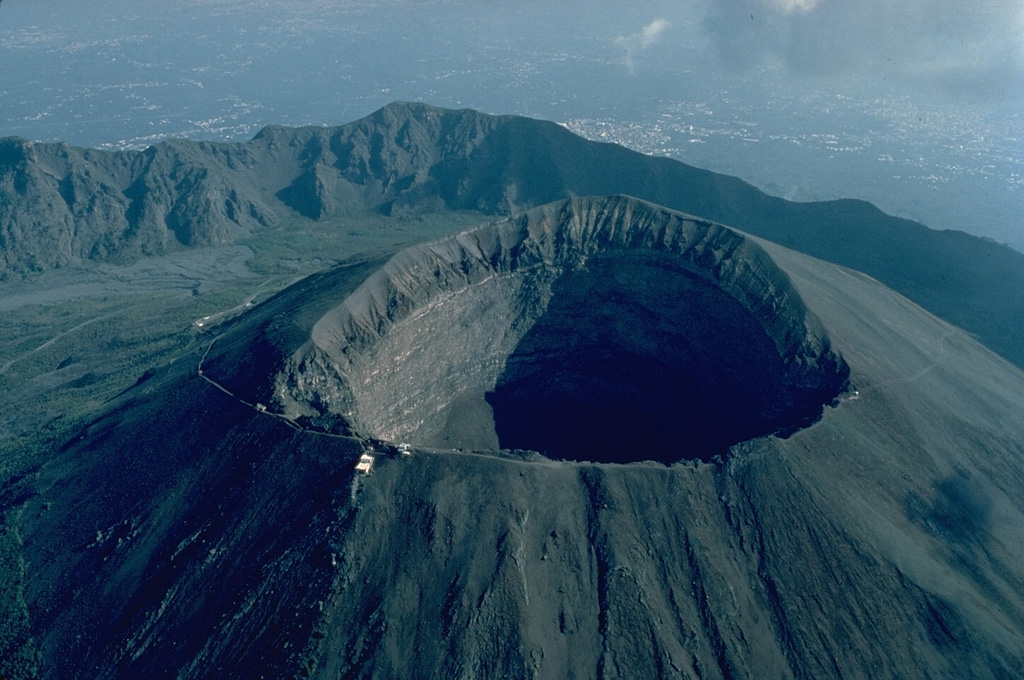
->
[277,196,850,464]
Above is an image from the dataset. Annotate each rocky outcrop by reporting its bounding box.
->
[121,141,272,248]
[0,137,272,275]
[276,196,849,462]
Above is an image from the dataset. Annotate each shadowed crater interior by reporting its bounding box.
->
[276,196,850,464]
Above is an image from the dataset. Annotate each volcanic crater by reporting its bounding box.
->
[276,196,850,463]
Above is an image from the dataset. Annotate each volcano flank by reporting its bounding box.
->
[7,193,1024,678]
[275,196,849,463]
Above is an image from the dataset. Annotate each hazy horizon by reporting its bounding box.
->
[2,0,1021,248]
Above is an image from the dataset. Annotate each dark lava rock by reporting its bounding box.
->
[276,196,849,463]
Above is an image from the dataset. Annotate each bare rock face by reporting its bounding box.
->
[0,137,272,274]
[276,196,849,463]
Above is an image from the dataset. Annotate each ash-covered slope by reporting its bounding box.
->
[6,196,1024,679]
[2,102,1022,371]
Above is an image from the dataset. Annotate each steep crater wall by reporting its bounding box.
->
[276,196,849,463]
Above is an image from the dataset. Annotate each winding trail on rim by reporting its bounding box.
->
[197,336,306,435]
[195,335,555,468]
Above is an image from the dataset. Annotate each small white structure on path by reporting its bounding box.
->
[397,443,412,456]
[355,453,375,475]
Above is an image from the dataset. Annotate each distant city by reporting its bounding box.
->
[564,87,1023,249]
[2,0,1020,250]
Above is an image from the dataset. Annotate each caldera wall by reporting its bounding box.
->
[276,196,849,463]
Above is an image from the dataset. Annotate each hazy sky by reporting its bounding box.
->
[1,0,1020,247]
[2,0,1020,107]
[437,0,1024,111]
[698,0,1024,105]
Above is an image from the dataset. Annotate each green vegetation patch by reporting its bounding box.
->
[243,212,489,277]
[0,513,40,680]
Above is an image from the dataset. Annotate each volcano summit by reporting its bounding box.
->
[21,195,1012,678]
[3,144,1024,677]
[274,196,849,463]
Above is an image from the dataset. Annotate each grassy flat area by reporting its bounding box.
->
[0,211,488,477]
[244,212,488,274]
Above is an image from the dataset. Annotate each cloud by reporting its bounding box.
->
[615,18,672,72]
[640,18,671,47]
[700,0,1024,102]
[766,0,820,13]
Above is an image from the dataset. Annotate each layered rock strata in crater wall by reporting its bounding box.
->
[276,195,849,462]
